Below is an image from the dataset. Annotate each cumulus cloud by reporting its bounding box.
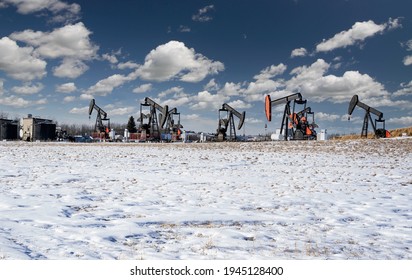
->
[286,59,389,104]
[218,82,243,97]
[69,106,88,114]
[316,112,341,122]
[107,106,135,116]
[242,63,287,102]
[137,41,224,82]
[117,61,140,70]
[291,47,308,58]
[11,22,98,60]
[0,37,47,81]
[84,74,132,96]
[63,96,75,102]
[11,82,44,95]
[393,81,412,97]
[403,56,412,66]
[253,64,287,81]
[316,18,401,52]
[56,82,77,93]
[387,116,412,126]
[192,5,214,22]
[227,99,251,109]
[191,90,229,110]
[11,22,98,78]
[0,0,81,23]
[132,83,152,94]
[53,58,89,78]
[0,79,3,95]
[0,95,46,108]
[102,53,119,64]
[204,78,220,91]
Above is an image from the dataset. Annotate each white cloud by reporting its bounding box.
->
[63,96,75,103]
[191,90,229,110]
[0,95,46,108]
[84,74,131,96]
[387,116,412,126]
[137,41,224,82]
[0,79,4,95]
[403,55,412,66]
[158,86,184,98]
[53,58,89,78]
[117,61,140,70]
[253,64,287,81]
[394,81,412,97]
[132,83,152,94]
[0,37,47,81]
[404,39,412,51]
[11,82,44,95]
[102,53,118,64]
[108,107,135,116]
[316,19,399,52]
[245,117,263,124]
[316,112,341,122]
[183,114,200,120]
[192,5,214,22]
[285,59,386,103]
[291,47,308,58]
[11,22,98,78]
[56,82,77,93]
[227,99,251,109]
[204,78,220,91]
[178,25,191,33]
[11,22,98,60]
[69,106,88,114]
[79,93,93,100]
[0,0,81,23]
[218,82,243,97]
[242,63,287,102]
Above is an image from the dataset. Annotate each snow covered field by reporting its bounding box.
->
[0,139,411,260]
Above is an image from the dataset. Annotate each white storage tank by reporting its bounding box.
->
[271,129,284,141]
[318,129,328,141]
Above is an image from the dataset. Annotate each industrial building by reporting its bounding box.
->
[21,114,56,142]
[0,118,19,141]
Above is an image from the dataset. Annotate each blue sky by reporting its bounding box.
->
[0,0,411,135]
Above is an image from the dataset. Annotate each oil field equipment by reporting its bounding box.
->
[165,107,183,141]
[348,95,390,138]
[216,103,246,141]
[139,97,168,141]
[265,93,317,140]
[89,99,110,139]
[0,118,19,140]
[21,114,56,141]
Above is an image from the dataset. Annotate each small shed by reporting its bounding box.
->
[0,119,19,140]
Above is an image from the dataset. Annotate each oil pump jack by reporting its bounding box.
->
[348,95,390,138]
[265,93,317,140]
[216,103,246,141]
[139,97,168,141]
[89,99,110,139]
[165,107,183,141]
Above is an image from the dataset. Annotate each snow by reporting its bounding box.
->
[0,139,411,260]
